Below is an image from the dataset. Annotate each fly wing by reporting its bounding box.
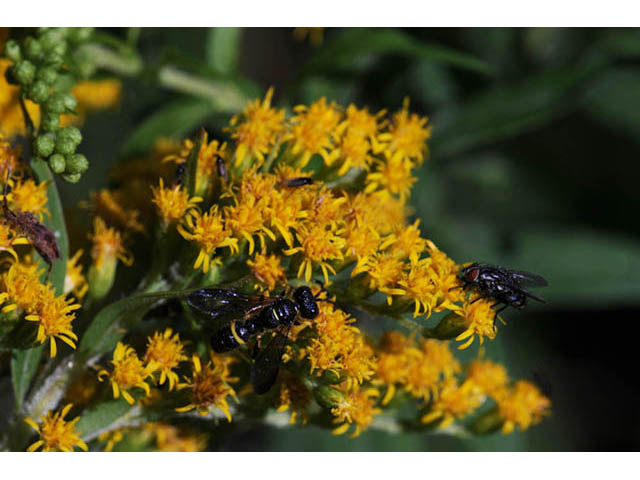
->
[250,326,290,395]
[507,269,548,288]
[522,287,546,303]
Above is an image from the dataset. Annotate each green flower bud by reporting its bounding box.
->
[43,52,64,69]
[62,172,82,184]
[48,153,66,174]
[318,369,343,385]
[46,92,77,114]
[57,126,82,146]
[23,37,44,62]
[67,27,93,43]
[423,312,468,340]
[88,256,117,300]
[12,60,36,85]
[34,134,56,157]
[65,153,88,174]
[28,80,50,104]
[41,111,60,132]
[55,137,76,156]
[37,27,51,35]
[313,385,345,409]
[39,29,64,52]
[36,66,58,85]
[49,40,67,58]
[4,39,21,63]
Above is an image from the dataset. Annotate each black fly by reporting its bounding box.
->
[185,285,321,394]
[456,263,547,321]
[281,177,314,188]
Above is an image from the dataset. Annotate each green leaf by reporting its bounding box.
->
[303,28,492,76]
[10,345,44,410]
[121,98,214,156]
[75,400,139,442]
[30,159,68,295]
[183,130,204,198]
[206,28,242,75]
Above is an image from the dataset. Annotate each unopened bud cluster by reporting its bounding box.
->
[3,27,94,182]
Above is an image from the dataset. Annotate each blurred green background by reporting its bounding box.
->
[69,27,640,451]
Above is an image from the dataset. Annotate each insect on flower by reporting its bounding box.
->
[2,172,60,276]
[455,263,547,321]
[185,285,323,394]
[281,176,314,188]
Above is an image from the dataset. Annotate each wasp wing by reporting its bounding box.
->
[250,326,291,395]
[186,288,272,330]
[506,269,548,288]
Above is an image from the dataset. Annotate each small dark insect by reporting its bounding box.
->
[186,285,322,394]
[281,177,314,188]
[216,157,228,180]
[174,162,186,186]
[2,172,60,276]
[455,263,547,321]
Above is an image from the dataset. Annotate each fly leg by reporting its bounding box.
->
[490,303,509,327]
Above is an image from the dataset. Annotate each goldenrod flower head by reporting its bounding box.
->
[380,97,432,165]
[466,359,509,397]
[331,384,381,438]
[25,404,88,452]
[89,216,134,269]
[25,288,81,357]
[354,252,406,304]
[365,153,417,201]
[178,205,238,273]
[426,240,466,311]
[284,223,345,284]
[97,342,154,405]
[98,428,126,452]
[151,178,202,226]
[229,87,285,168]
[340,104,385,142]
[0,261,46,314]
[344,222,382,272]
[398,257,437,317]
[404,339,460,401]
[389,219,426,262]
[263,188,307,248]
[176,353,237,421]
[224,195,275,255]
[148,423,208,452]
[89,189,144,233]
[0,59,40,138]
[496,380,551,434]
[64,249,88,300]
[247,252,286,291]
[0,221,29,261]
[144,328,188,391]
[277,373,312,425]
[455,296,498,350]
[374,331,414,404]
[7,178,49,219]
[421,378,485,428]
[286,97,341,167]
[304,187,348,226]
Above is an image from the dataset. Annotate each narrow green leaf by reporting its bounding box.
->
[121,98,213,156]
[183,130,204,198]
[75,400,139,442]
[10,345,44,409]
[206,28,242,75]
[303,28,492,75]
[29,159,68,295]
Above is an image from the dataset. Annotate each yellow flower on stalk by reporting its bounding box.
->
[25,288,81,357]
[224,195,275,255]
[0,59,40,138]
[151,178,202,226]
[284,223,345,284]
[496,380,551,434]
[421,378,485,428]
[0,222,29,261]
[64,249,88,300]
[149,423,208,452]
[425,240,466,312]
[89,189,144,233]
[286,97,341,167]
[228,87,285,168]
[365,153,417,201]
[379,97,432,165]
[403,339,460,401]
[25,404,87,452]
[466,359,509,397]
[97,342,154,405]
[331,384,381,438]
[176,353,237,421]
[455,296,499,350]
[398,257,437,317]
[143,328,188,390]
[247,252,286,291]
[0,261,46,314]
[264,189,307,247]
[338,104,386,144]
[353,252,406,304]
[388,219,426,262]
[276,373,312,425]
[374,331,413,405]
[178,206,238,273]
[7,178,49,219]
[89,217,134,269]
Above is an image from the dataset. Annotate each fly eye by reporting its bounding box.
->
[465,268,479,282]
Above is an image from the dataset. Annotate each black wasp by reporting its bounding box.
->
[456,263,548,320]
[186,286,320,394]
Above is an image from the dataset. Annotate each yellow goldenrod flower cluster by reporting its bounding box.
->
[25,404,88,452]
